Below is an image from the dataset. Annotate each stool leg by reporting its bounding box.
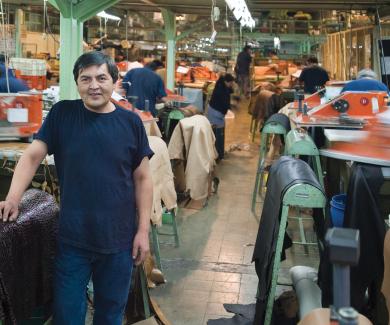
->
[165,118,171,139]
[250,116,254,132]
[264,205,290,325]
[171,209,180,247]
[251,157,263,215]
[151,224,163,271]
[297,208,309,255]
[251,120,259,142]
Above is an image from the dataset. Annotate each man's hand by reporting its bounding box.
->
[0,199,19,222]
[132,229,150,266]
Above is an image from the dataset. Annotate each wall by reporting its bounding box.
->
[20,31,60,58]
[321,26,373,80]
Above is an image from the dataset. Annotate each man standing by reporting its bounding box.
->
[122,65,167,117]
[299,56,329,94]
[235,45,252,98]
[0,51,153,324]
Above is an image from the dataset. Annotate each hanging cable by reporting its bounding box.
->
[0,0,10,92]
[44,0,59,44]
[376,6,389,86]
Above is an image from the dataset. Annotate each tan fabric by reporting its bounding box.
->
[148,136,177,226]
[298,308,372,325]
[144,120,162,137]
[168,115,218,200]
[382,230,390,324]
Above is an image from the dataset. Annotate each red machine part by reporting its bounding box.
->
[0,93,42,137]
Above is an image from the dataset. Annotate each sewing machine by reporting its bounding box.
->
[291,83,346,111]
[0,93,42,141]
[293,91,388,128]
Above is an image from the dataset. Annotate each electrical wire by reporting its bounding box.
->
[0,0,10,92]
[376,6,389,86]
[44,0,59,45]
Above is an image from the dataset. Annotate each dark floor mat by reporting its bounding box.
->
[207,314,253,325]
[223,303,256,319]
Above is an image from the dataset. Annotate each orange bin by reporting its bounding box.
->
[14,70,47,90]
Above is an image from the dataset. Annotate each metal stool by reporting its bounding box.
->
[285,128,325,251]
[251,119,288,217]
[150,208,180,271]
[264,182,326,325]
[165,109,184,139]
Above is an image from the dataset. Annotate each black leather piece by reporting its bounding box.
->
[223,303,256,319]
[207,314,252,325]
[264,113,291,133]
[252,156,324,324]
[0,189,59,323]
[319,163,387,324]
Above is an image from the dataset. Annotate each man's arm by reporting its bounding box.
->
[0,140,48,222]
[132,156,153,265]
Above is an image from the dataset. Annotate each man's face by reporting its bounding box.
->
[76,64,115,112]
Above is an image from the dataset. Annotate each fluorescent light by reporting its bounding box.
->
[224,0,255,28]
[97,11,121,21]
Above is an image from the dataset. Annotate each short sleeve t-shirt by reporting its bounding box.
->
[341,79,389,93]
[299,66,330,94]
[34,99,154,253]
[122,67,167,116]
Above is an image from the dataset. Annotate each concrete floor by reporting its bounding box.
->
[150,100,320,325]
[150,100,260,325]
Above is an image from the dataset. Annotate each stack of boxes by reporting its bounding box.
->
[10,58,47,90]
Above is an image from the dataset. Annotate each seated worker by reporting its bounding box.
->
[0,54,15,78]
[207,73,235,160]
[122,66,167,117]
[0,76,29,92]
[342,68,389,93]
[299,56,329,94]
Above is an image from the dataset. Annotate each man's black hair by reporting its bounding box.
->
[73,51,118,83]
[223,73,235,83]
[146,59,164,71]
[0,54,5,64]
[243,45,252,52]
[307,56,318,64]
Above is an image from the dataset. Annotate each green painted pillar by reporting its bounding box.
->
[59,14,83,100]
[162,9,176,91]
[307,40,311,55]
[14,9,23,57]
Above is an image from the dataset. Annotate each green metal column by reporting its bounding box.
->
[162,9,176,91]
[14,9,23,57]
[48,0,121,99]
[59,15,83,100]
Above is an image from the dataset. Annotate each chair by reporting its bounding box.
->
[264,181,326,325]
[284,128,324,251]
[251,114,289,217]
[164,109,184,140]
[150,208,180,271]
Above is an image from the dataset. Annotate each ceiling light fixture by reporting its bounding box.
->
[97,11,121,21]
[224,0,255,29]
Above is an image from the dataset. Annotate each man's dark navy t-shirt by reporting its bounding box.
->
[299,65,329,94]
[122,67,167,116]
[341,78,389,93]
[35,99,154,253]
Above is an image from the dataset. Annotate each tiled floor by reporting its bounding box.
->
[150,100,263,324]
[150,99,320,324]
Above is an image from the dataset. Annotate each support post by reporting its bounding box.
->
[59,14,83,100]
[162,9,176,91]
[14,9,24,57]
